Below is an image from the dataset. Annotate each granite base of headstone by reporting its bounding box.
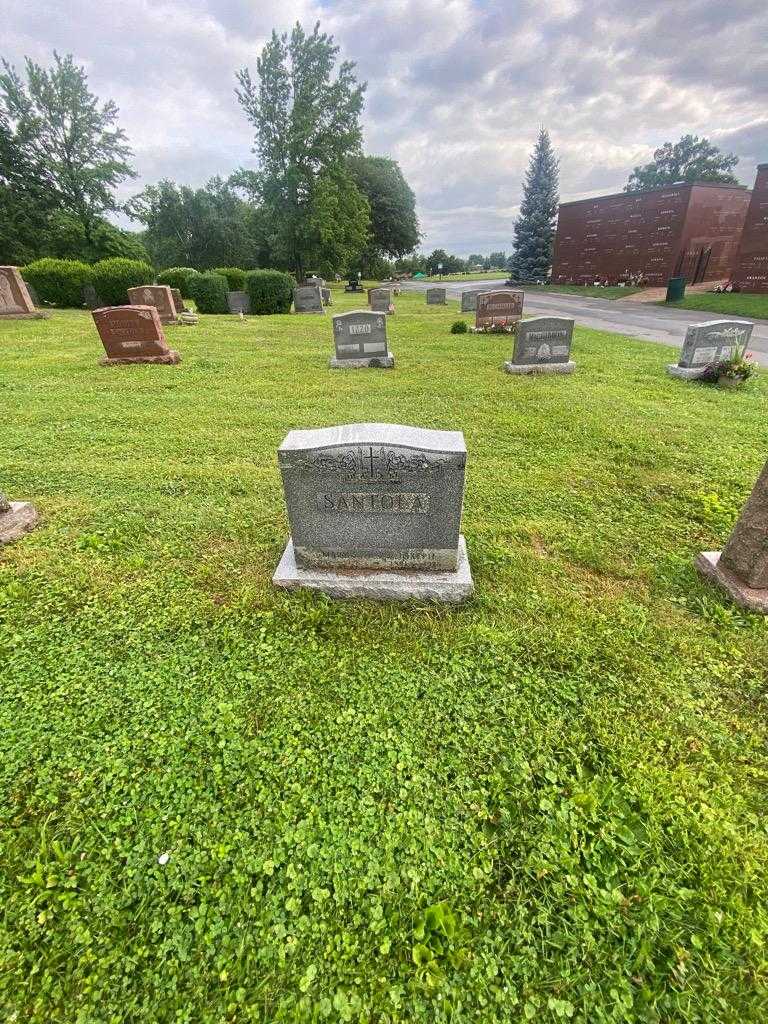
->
[695,457,768,613]
[504,316,575,375]
[273,423,474,603]
[0,492,40,545]
[0,266,49,319]
[93,306,181,365]
[227,290,251,314]
[667,320,753,380]
[329,310,394,369]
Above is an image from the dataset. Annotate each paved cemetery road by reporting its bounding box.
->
[400,279,768,368]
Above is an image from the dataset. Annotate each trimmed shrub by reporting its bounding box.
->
[22,258,93,308]
[188,272,229,314]
[157,267,200,297]
[247,270,296,315]
[212,267,247,291]
[91,258,154,306]
[450,320,469,334]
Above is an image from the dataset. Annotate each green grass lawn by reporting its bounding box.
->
[2,291,768,1023]
[662,292,768,321]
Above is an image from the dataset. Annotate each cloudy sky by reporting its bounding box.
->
[2,0,766,256]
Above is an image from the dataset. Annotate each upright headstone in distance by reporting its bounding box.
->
[330,310,394,369]
[505,316,576,375]
[369,287,394,315]
[0,489,40,545]
[273,423,473,602]
[696,457,768,612]
[171,288,186,315]
[0,266,48,319]
[460,290,482,312]
[667,320,754,379]
[127,285,178,325]
[345,274,364,293]
[82,283,100,310]
[321,287,332,306]
[227,290,251,314]
[294,284,324,314]
[476,290,524,328]
[92,306,181,365]
[426,287,447,305]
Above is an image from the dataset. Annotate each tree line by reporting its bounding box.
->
[0,26,743,281]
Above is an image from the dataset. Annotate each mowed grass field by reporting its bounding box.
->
[2,288,768,1023]
[663,292,768,321]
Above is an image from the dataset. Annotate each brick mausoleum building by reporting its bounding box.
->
[551,182,751,287]
[732,165,768,293]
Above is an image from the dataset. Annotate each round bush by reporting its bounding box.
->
[157,267,200,298]
[21,258,93,308]
[247,270,296,315]
[450,320,469,334]
[188,272,229,314]
[91,258,154,306]
[212,267,248,291]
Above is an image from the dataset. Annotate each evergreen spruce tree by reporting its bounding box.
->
[509,128,559,281]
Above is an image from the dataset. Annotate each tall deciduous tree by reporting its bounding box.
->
[509,128,559,282]
[130,177,261,270]
[0,52,135,245]
[235,22,369,277]
[625,135,740,191]
[347,155,420,271]
[0,110,57,263]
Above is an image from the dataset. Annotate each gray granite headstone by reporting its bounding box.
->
[227,290,251,314]
[667,320,753,379]
[460,291,482,312]
[82,284,100,310]
[273,423,473,602]
[696,457,768,612]
[294,284,324,314]
[330,310,393,369]
[321,287,332,306]
[426,287,447,305]
[505,316,575,375]
[369,287,394,315]
[0,488,40,544]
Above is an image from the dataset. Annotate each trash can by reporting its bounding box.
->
[666,276,686,302]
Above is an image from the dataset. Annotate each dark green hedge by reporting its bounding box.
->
[21,258,93,308]
[246,270,296,315]
[157,267,200,297]
[91,258,154,306]
[212,267,248,291]
[187,272,229,314]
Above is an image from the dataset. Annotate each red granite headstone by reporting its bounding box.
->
[0,266,47,319]
[92,306,181,365]
[475,290,524,328]
[170,288,186,314]
[127,285,178,324]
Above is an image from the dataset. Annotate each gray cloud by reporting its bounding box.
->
[1,0,765,255]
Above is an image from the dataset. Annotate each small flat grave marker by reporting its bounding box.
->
[667,320,754,379]
[505,316,575,375]
[330,310,394,369]
[92,306,181,366]
[0,489,40,545]
[273,423,473,602]
[127,285,177,324]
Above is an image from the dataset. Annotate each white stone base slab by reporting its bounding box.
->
[0,502,40,544]
[695,551,768,613]
[504,361,575,375]
[329,354,395,369]
[273,535,473,603]
[667,364,706,380]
